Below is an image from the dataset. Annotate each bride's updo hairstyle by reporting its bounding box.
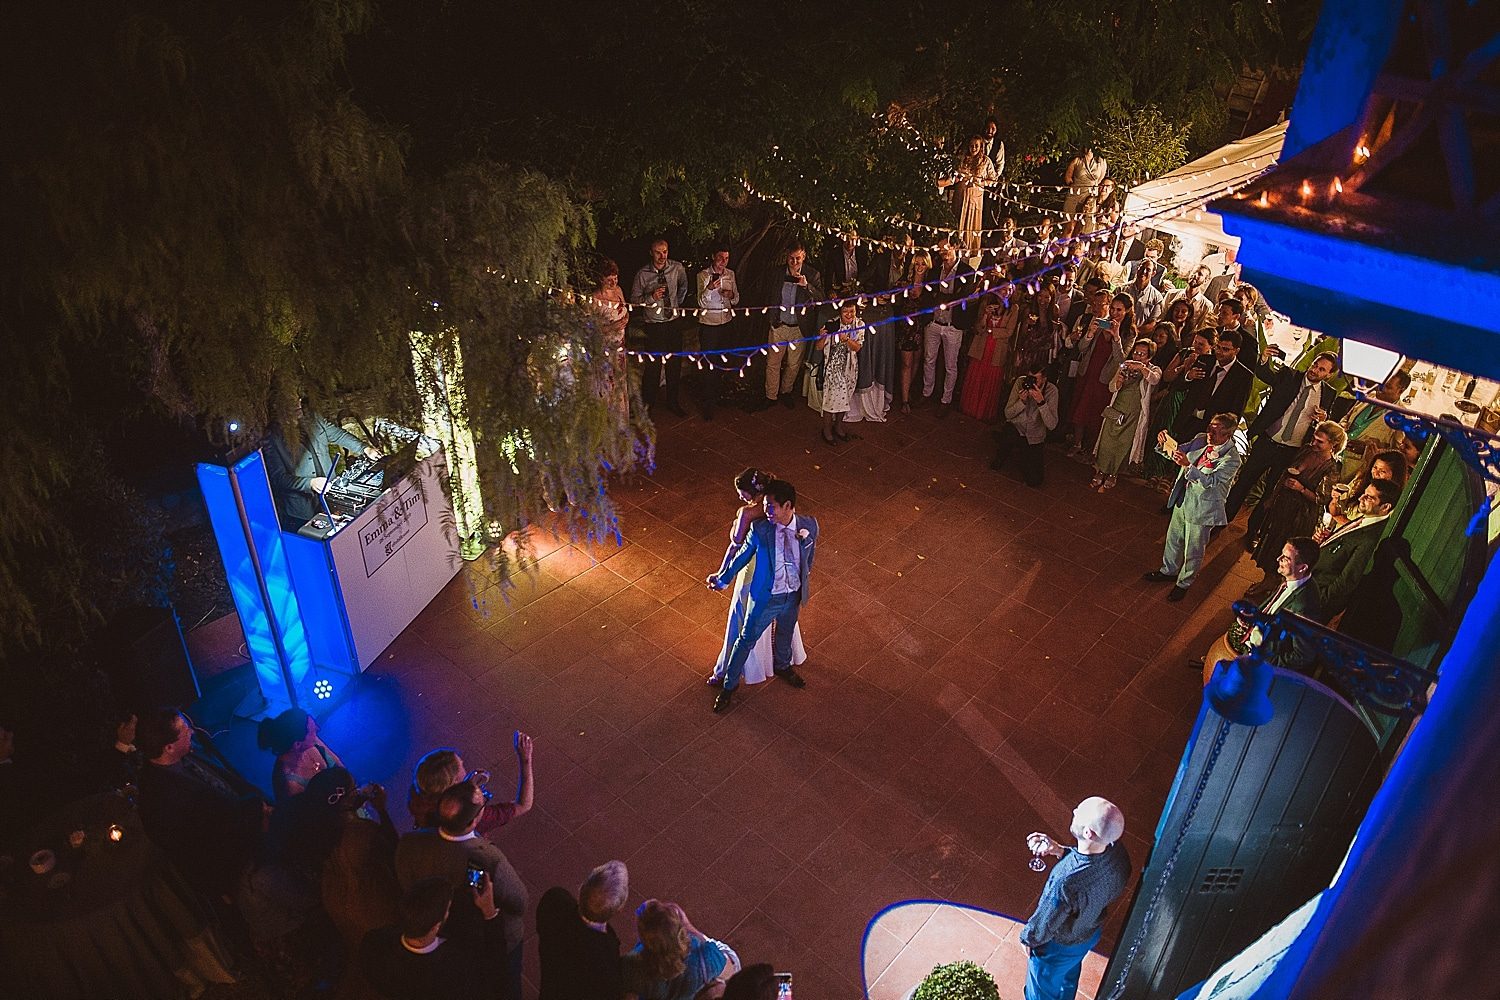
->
[733,468,773,497]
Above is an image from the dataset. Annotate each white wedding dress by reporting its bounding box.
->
[711,513,807,684]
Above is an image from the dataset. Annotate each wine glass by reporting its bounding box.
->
[1027,833,1050,871]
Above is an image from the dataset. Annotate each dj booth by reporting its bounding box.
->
[197,435,461,712]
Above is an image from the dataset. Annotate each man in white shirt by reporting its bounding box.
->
[695,245,739,421]
[994,217,1028,266]
[1164,265,1215,334]
[1224,350,1340,523]
[1127,260,1166,329]
[921,239,973,410]
[1203,245,1242,306]
[629,239,689,416]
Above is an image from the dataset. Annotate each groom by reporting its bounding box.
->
[705,479,817,712]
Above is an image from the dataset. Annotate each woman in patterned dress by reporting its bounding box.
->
[818,300,865,444]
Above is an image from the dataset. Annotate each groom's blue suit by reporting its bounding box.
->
[711,513,818,691]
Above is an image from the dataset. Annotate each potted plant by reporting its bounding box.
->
[909,960,1001,1000]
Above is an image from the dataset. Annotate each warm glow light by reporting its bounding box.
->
[108,825,124,842]
[1300,180,1313,199]
[1341,339,1403,385]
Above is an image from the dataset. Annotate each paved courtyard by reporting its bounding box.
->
[212,394,1261,998]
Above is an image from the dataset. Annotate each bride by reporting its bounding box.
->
[708,468,807,687]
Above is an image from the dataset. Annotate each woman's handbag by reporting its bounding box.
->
[1101,404,1129,427]
[807,347,826,390]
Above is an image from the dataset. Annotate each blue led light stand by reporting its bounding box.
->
[197,449,324,717]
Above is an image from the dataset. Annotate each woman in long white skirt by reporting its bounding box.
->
[707,468,807,686]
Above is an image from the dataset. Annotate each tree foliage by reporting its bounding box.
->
[1,0,645,659]
[2,0,1317,663]
[1091,105,1194,189]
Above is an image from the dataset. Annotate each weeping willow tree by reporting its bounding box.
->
[0,0,649,660]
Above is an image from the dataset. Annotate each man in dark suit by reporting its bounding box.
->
[360,876,497,1000]
[136,707,268,899]
[396,781,527,1000]
[821,231,869,297]
[1171,329,1254,440]
[759,245,824,409]
[1313,479,1400,619]
[536,861,628,1000]
[265,404,381,529]
[1199,536,1323,680]
[706,479,818,712]
[922,238,976,410]
[1223,349,1341,523]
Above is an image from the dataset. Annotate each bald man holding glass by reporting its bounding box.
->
[1022,797,1133,1000]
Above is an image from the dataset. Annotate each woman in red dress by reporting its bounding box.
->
[1068,290,1134,455]
[960,293,1012,420]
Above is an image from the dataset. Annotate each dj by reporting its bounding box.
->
[265,403,381,529]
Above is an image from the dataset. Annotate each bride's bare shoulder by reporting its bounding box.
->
[732,503,763,539]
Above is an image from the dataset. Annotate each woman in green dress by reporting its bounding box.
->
[1144,327,1214,485]
[1090,337,1161,492]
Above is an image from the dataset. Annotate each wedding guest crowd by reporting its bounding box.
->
[26,696,781,1000]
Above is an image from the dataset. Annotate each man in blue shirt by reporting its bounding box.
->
[1021,797,1132,1000]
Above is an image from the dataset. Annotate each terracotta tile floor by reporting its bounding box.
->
[863,902,1106,1000]
[206,393,1268,998]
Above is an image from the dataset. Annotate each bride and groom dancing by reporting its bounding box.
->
[704,470,817,713]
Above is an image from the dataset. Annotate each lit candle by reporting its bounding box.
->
[108,824,124,843]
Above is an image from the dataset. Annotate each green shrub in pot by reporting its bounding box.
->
[911,960,1001,1000]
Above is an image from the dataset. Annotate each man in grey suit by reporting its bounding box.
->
[1312,479,1400,619]
[1145,413,1245,602]
[396,780,528,1000]
[705,479,817,712]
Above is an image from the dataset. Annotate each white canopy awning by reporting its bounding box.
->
[1123,121,1288,249]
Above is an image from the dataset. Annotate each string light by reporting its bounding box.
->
[747,152,1279,244]
[480,144,1272,372]
[488,163,1264,338]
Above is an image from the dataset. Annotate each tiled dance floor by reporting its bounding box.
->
[212,393,1262,997]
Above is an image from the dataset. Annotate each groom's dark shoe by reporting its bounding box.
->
[774,667,806,689]
[712,688,733,713]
